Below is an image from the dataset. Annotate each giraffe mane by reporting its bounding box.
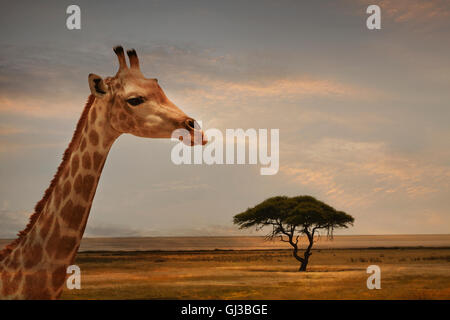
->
[0,94,96,262]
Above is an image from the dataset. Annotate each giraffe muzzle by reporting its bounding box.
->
[183,118,207,146]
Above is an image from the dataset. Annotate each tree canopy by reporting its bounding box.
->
[233,195,354,271]
[234,196,353,237]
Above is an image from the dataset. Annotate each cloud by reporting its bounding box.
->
[0,209,30,239]
[84,224,151,238]
[281,138,450,209]
[150,180,210,193]
[0,43,374,122]
[84,222,252,238]
[0,141,64,154]
[0,44,110,119]
[0,96,84,119]
[0,121,68,155]
[140,45,378,106]
[352,0,450,26]
[378,0,450,23]
[0,38,449,236]
[0,209,249,239]
[175,74,373,102]
[0,125,27,136]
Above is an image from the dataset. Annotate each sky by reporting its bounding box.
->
[0,0,449,238]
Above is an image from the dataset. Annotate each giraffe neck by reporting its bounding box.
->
[0,96,120,299]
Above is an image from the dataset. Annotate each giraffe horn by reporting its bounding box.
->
[113,46,128,72]
[126,49,140,70]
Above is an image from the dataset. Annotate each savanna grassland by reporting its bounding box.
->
[61,247,450,300]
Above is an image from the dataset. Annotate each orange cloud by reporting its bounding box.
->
[281,138,450,208]
[176,72,375,100]
[0,73,372,120]
[0,96,87,119]
[0,141,64,154]
[356,0,450,23]
[0,126,26,136]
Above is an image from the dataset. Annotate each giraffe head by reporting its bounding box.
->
[88,46,206,146]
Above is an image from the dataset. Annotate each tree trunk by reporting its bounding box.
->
[289,237,305,271]
[298,231,314,272]
[298,250,311,271]
[285,230,315,272]
[299,260,308,271]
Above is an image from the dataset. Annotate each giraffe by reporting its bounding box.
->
[0,46,206,299]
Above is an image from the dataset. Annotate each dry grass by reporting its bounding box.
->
[61,248,450,300]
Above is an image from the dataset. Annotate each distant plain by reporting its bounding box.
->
[12,235,443,300]
[2,234,447,252]
[62,248,450,300]
[1,235,449,299]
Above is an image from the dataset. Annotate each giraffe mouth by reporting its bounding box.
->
[195,131,208,146]
[179,130,207,146]
[182,118,207,146]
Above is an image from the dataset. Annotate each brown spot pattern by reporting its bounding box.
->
[103,135,114,148]
[71,155,79,177]
[53,185,62,210]
[73,173,96,201]
[89,130,99,146]
[23,270,50,299]
[45,221,79,260]
[82,174,96,202]
[74,174,82,194]
[7,250,20,269]
[1,270,22,296]
[23,243,43,269]
[60,200,73,225]
[39,213,54,240]
[63,181,71,199]
[52,266,67,291]
[93,152,103,170]
[80,138,87,152]
[55,236,78,260]
[63,166,70,180]
[61,200,85,230]
[45,221,60,258]
[82,151,92,169]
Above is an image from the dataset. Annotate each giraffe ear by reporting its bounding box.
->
[88,73,108,97]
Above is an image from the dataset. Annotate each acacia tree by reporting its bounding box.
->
[233,196,354,271]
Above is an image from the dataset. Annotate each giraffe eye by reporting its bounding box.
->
[126,96,145,106]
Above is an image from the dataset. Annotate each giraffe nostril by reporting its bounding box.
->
[185,118,198,131]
